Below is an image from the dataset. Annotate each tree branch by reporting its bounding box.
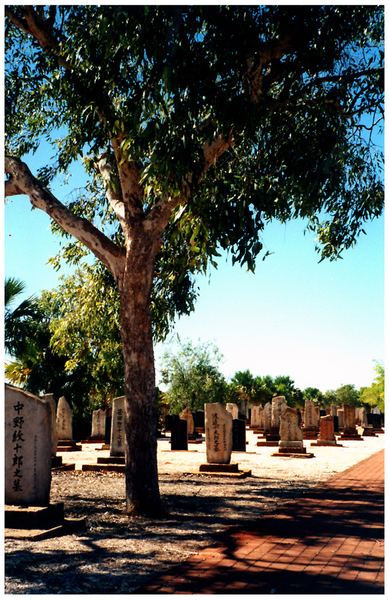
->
[5,156,125,280]
[5,6,72,70]
[110,136,145,221]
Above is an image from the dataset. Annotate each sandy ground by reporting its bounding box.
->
[4,429,385,594]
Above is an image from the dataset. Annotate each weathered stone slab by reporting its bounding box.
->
[277,406,306,454]
[226,403,239,420]
[250,405,261,428]
[271,396,287,429]
[42,393,58,456]
[91,409,106,439]
[263,402,272,432]
[303,399,319,428]
[56,396,73,441]
[205,403,232,464]
[180,407,195,436]
[311,415,342,446]
[5,385,52,506]
[337,408,344,429]
[110,396,125,457]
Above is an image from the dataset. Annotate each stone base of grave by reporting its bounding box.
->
[4,502,85,541]
[188,438,203,444]
[195,427,205,434]
[272,451,315,458]
[198,463,251,478]
[357,426,377,437]
[256,441,280,447]
[311,439,343,447]
[302,427,318,439]
[97,443,110,450]
[80,437,106,444]
[57,440,82,452]
[51,455,63,467]
[338,428,363,441]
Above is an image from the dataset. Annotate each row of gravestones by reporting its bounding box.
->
[250,398,382,433]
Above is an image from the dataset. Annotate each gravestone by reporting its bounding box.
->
[367,413,384,432]
[91,409,106,440]
[339,404,362,440]
[232,419,246,451]
[226,403,239,420]
[170,416,188,450]
[42,393,58,457]
[330,405,337,417]
[5,385,52,506]
[104,407,112,445]
[110,396,126,457]
[267,395,286,441]
[276,406,307,454]
[302,399,319,439]
[250,405,261,428]
[337,408,344,429]
[263,402,272,433]
[204,402,232,464]
[312,415,341,446]
[56,396,73,441]
[180,407,195,437]
[164,414,176,432]
[193,410,205,432]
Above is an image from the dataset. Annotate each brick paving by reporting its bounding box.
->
[138,449,384,594]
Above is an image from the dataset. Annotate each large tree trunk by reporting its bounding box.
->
[118,236,162,517]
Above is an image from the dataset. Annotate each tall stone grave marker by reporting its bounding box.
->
[312,415,341,446]
[5,385,52,506]
[263,402,272,433]
[302,399,319,439]
[266,395,286,441]
[91,408,106,440]
[250,405,261,428]
[337,408,344,429]
[275,406,310,455]
[42,393,58,457]
[232,419,246,451]
[339,404,362,440]
[204,403,232,464]
[110,396,125,456]
[180,407,195,437]
[170,416,188,450]
[56,396,73,441]
[226,403,239,421]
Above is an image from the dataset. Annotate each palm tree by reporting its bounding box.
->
[5,276,38,357]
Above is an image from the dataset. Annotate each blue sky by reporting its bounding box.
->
[5,183,384,392]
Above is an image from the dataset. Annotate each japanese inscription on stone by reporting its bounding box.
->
[110,396,125,456]
[205,403,232,464]
[5,385,52,506]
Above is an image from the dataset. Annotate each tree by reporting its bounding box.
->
[161,341,226,413]
[335,384,360,406]
[5,6,383,515]
[359,363,384,412]
[5,276,39,357]
[303,387,324,404]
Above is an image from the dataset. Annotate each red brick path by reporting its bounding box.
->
[138,449,384,594]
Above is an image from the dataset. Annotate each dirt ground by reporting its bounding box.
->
[4,430,384,594]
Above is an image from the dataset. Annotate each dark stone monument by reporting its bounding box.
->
[193,410,205,431]
[232,419,246,451]
[333,415,339,432]
[170,416,188,450]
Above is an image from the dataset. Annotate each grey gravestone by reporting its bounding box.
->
[250,405,261,428]
[5,385,52,506]
[91,408,106,439]
[110,396,125,457]
[368,413,382,429]
[56,396,73,441]
[263,402,272,432]
[170,416,188,450]
[271,396,287,428]
[205,402,232,464]
[232,419,246,451]
[278,406,305,452]
[42,393,58,456]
